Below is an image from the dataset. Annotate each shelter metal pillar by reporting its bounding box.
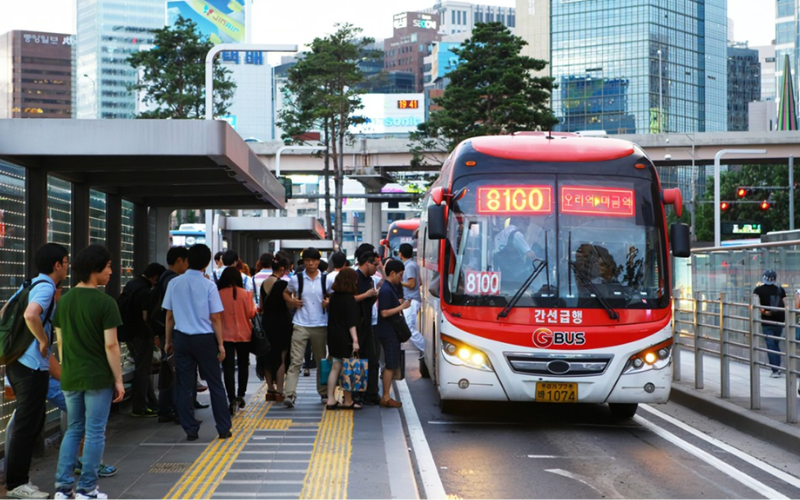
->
[364,186,383,248]
[133,203,149,277]
[24,168,48,278]
[106,193,122,297]
[70,183,90,287]
[149,207,172,266]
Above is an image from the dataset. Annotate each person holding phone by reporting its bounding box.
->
[52,245,123,500]
[376,259,410,408]
[163,244,231,442]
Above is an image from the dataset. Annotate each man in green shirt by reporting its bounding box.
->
[52,244,123,500]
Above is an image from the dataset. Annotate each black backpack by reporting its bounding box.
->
[116,278,149,343]
[296,271,328,302]
[0,280,56,365]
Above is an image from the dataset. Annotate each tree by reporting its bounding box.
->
[693,164,797,242]
[409,22,558,167]
[278,24,378,247]
[127,16,236,119]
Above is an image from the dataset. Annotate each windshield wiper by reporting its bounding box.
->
[568,260,620,321]
[498,258,547,319]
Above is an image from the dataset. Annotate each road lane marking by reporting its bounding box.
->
[545,469,611,497]
[529,455,615,460]
[641,404,800,490]
[634,414,788,499]
[397,379,447,500]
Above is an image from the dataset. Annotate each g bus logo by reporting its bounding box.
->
[532,328,586,348]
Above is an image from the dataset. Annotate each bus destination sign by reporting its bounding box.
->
[560,186,635,217]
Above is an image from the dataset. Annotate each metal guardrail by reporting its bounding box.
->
[672,290,800,423]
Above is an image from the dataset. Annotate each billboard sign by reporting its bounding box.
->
[350,93,425,135]
[167,0,246,45]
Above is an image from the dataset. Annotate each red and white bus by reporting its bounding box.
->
[417,133,690,417]
[380,218,420,261]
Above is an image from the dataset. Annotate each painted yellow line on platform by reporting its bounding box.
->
[300,409,353,500]
[165,387,271,499]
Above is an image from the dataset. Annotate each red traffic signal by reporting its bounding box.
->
[737,188,748,198]
[760,200,770,210]
[720,201,730,211]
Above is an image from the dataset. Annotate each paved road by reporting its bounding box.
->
[403,356,800,499]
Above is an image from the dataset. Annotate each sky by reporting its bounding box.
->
[0,0,778,54]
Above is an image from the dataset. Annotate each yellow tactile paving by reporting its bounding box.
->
[300,410,354,500]
[165,387,356,500]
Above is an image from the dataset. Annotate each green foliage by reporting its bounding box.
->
[409,22,558,167]
[693,164,797,242]
[127,16,236,119]
[278,23,379,245]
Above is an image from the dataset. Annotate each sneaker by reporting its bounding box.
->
[74,460,117,478]
[75,488,107,499]
[54,490,73,499]
[7,482,49,499]
[131,408,158,418]
[284,395,296,408]
[770,371,782,378]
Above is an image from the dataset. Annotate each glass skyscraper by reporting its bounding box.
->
[76,0,163,119]
[519,0,727,135]
[776,0,798,119]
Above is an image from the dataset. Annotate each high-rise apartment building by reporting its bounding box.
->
[424,1,516,36]
[384,12,442,92]
[0,31,75,118]
[517,0,728,134]
[727,43,761,131]
[76,0,163,119]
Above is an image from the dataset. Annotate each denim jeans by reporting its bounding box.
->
[762,325,784,372]
[55,388,113,493]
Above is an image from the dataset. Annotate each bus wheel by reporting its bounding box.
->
[608,403,638,419]
[419,356,431,379]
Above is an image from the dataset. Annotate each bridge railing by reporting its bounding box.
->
[672,291,800,423]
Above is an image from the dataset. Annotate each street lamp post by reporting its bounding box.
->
[82,73,96,118]
[657,50,663,133]
[714,149,767,247]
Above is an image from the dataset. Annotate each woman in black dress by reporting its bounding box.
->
[325,268,361,410]
[258,256,292,402]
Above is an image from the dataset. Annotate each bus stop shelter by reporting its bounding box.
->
[0,119,285,297]
[217,216,326,264]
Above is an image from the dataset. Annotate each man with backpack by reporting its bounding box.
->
[118,263,165,418]
[753,269,787,378]
[282,247,329,407]
[2,243,68,499]
[150,246,189,423]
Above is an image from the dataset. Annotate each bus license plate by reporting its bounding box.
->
[535,382,577,403]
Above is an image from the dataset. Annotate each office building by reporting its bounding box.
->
[776,0,796,116]
[385,12,442,92]
[77,0,163,119]
[753,43,776,102]
[517,0,728,134]
[0,31,75,118]
[423,1,516,36]
[727,43,761,131]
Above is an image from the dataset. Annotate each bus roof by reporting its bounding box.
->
[470,134,635,163]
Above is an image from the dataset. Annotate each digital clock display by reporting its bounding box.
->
[397,100,419,109]
[476,186,553,215]
[560,186,635,217]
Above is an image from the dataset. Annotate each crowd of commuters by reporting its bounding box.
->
[2,238,422,499]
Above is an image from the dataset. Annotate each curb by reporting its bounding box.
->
[670,383,800,455]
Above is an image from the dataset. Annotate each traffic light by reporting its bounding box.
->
[760,200,770,210]
[720,201,730,211]
[737,187,748,198]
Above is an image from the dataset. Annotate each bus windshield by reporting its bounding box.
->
[444,174,668,310]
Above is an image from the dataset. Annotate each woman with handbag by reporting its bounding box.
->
[325,268,362,410]
[217,267,256,415]
[376,259,411,408]
[259,256,292,403]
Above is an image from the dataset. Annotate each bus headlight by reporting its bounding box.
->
[441,334,493,372]
[624,339,673,374]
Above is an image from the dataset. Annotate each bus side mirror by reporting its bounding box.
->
[428,204,446,240]
[670,223,690,258]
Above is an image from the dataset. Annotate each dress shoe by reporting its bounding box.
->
[194,400,210,409]
[380,397,402,408]
[218,431,233,439]
[186,434,199,441]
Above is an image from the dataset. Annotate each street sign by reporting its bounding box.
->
[280,177,293,200]
[721,221,763,235]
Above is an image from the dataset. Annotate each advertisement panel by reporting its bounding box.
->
[166,0,246,45]
[350,93,425,135]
